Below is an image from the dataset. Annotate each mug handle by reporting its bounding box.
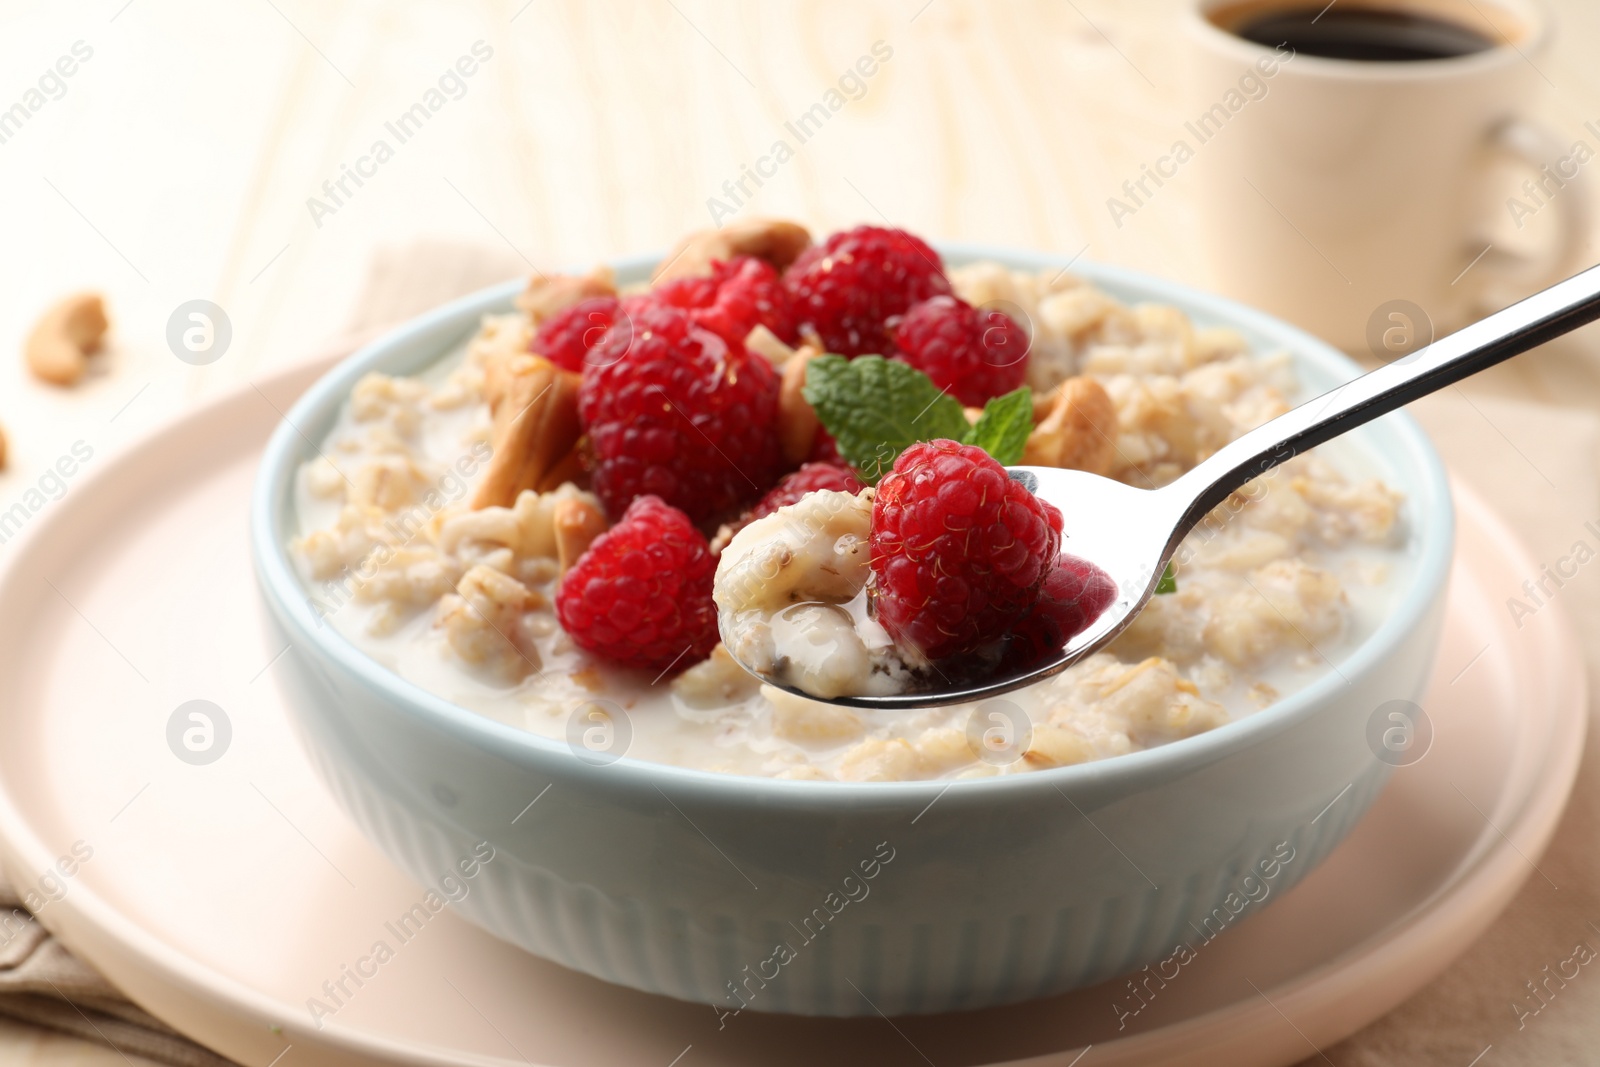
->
[1471,117,1591,311]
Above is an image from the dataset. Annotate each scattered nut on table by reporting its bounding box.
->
[26,292,108,387]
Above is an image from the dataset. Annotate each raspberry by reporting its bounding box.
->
[556,496,718,671]
[784,225,950,356]
[718,462,864,546]
[1036,554,1118,635]
[870,440,1062,661]
[748,462,864,520]
[642,256,797,347]
[808,428,845,466]
[890,295,1031,406]
[580,303,783,527]
[1000,554,1118,671]
[530,296,621,373]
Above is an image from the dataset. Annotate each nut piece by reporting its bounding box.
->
[743,324,797,367]
[652,218,812,284]
[472,353,584,509]
[552,496,608,573]
[514,267,616,329]
[440,483,597,559]
[26,293,108,387]
[1023,376,1117,474]
[776,342,824,467]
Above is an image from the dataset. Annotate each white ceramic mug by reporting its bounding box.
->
[1183,0,1586,355]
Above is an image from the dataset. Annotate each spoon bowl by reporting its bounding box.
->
[757,466,1178,710]
[733,261,1600,708]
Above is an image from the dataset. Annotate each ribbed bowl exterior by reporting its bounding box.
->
[269,594,1434,1017]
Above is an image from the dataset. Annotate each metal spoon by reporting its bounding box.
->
[735,263,1600,709]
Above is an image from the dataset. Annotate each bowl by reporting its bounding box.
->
[250,244,1454,1017]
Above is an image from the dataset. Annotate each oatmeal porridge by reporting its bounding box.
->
[291,220,1407,781]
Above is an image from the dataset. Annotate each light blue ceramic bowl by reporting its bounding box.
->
[251,245,1453,1017]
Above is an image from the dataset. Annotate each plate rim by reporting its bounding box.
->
[0,354,1580,1067]
[1007,480,1587,1065]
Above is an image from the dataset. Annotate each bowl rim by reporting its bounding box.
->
[250,242,1455,802]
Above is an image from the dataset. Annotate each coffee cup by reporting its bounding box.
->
[1182,0,1585,356]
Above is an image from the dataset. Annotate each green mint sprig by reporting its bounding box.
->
[1155,562,1177,595]
[801,355,1034,482]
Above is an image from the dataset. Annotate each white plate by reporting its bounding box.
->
[0,356,1583,1067]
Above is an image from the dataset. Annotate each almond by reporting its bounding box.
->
[552,496,607,574]
[743,324,797,367]
[776,341,825,467]
[472,354,585,509]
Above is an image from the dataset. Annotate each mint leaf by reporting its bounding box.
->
[1155,562,1177,595]
[802,358,1041,479]
[966,387,1033,466]
[802,355,969,482]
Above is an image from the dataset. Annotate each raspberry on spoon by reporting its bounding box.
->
[869,439,1063,661]
[999,554,1119,672]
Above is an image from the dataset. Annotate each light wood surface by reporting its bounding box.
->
[2,1,1599,1063]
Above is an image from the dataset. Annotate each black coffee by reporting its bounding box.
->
[1225,5,1497,61]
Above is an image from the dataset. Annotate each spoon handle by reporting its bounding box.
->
[1163,262,1600,539]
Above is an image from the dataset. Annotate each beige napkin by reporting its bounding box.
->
[5,247,1595,1067]
[0,887,233,1066]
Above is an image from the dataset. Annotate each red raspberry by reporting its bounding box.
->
[530,296,622,373]
[556,496,718,671]
[1035,554,1118,636]
[870,440,1062,661]
[1001,554,1118,670]
[580,303,783,527]
[808,428,845,466]
[748,462,864,520]
[784,225,950,356]
[718,462,864,546]
[890,295,1031,406]
[642,256,797,347]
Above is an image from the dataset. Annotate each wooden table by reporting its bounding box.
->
[3,1,1599,1063]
